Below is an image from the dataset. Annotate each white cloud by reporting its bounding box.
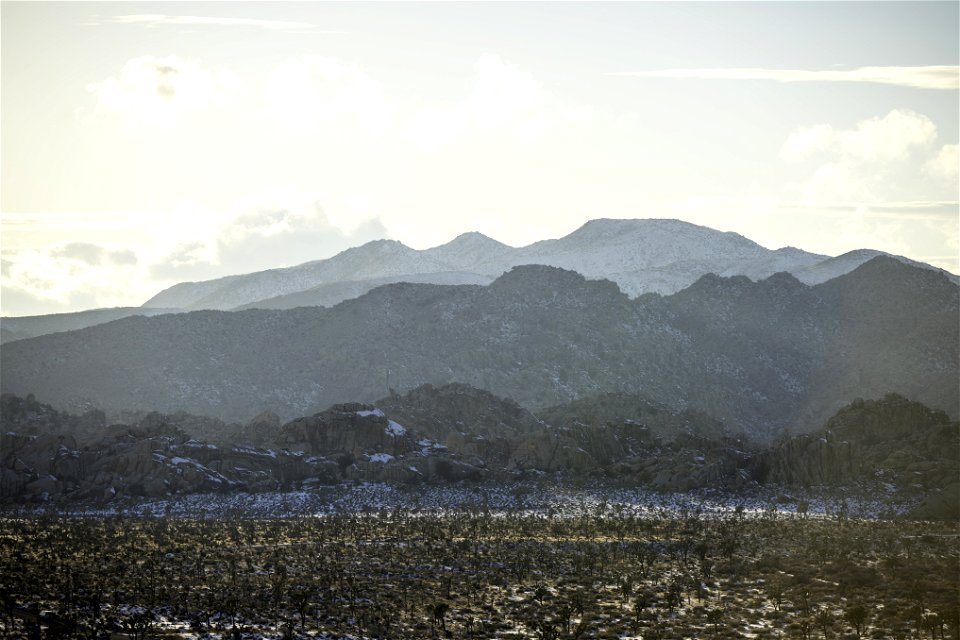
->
[781,110,942,205]
[800,162,873,203]
[1,192,390,315]
[87,55,238,127]
[1,245,144,316]
[267,56,391,135]
[924,144,959,180]
[837,110,937,162]
[780,124,835,163]
[87,14,328,33]
[781,110,937,164]
[609,66,960,90]
[50,242,137,266]
[148,192,389,281]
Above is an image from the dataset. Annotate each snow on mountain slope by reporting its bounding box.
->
[421,231,514,271]
[472,219,827,296]
[143,239,457,311]
[794,249,960,286]
[141,217,953,311]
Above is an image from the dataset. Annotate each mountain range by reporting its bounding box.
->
[142,218,958,311]
[3,218,956,346]
[2,253,956,442]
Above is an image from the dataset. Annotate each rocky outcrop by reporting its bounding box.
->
[0,413,340,501]
[0,394,106,443]
[2,389,954,516]
[750,394,959,516]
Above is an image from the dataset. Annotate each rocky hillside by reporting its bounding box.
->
[750,393,959,519]
[2,257,957,440]
[0,384,754,503]
[141,218,956,312]
[8,387,952,520]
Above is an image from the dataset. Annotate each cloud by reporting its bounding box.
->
[216,201,388,273]
[780,124,838,163]
[86,14,331,33]
[87,55,238,127]
[779,200,959,219]
[924,144,959,180]
[267,56,391,135]
[608,66,960,90]
[49,242,140,266]
[1,246,143,316]
[148,241,222,281]
[148,195,389,281]
[836,110,937,162]
[780,109,941,204]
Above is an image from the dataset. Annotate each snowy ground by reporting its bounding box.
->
[1,480,920,520]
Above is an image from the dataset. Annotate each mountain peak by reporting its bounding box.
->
[554,217,762,253]
[453,230,497,242]
[432,231,510,251]
[424,231,512,271]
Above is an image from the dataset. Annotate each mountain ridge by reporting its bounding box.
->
[3,256,956,442]
[139,217,957,313]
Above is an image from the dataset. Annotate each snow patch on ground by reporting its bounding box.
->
[4,482,921,521]
[385,420,406,436]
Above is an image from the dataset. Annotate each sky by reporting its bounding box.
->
[2,1,958,316]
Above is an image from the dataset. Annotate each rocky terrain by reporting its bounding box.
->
[3,387,954,519]
[2,257,956,440]
[751,393,959,520]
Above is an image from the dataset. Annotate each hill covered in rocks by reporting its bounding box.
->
[3,387,954,519]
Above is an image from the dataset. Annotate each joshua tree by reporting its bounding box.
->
[431,601,449,633]
[815,606,833,639]
[845,603,868,638]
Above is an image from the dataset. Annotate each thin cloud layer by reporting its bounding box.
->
[88,14,326,33]
[50,242,137,266]
[608,66,960,90]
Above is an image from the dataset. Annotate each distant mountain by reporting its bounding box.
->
[143,218,952,312]
[3,256,956,441]
[793,248,960,286]
[0,307,182,344]
[234,271,492,311]
[142,239,453,311]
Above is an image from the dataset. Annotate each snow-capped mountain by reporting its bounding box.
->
[140,218,957,312]
[792,248,960,286]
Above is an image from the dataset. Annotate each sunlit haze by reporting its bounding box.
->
[2,1,958,316]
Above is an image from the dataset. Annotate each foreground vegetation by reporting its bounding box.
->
[1,509,957,639]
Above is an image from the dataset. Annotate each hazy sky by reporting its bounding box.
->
[2,1,958,316]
